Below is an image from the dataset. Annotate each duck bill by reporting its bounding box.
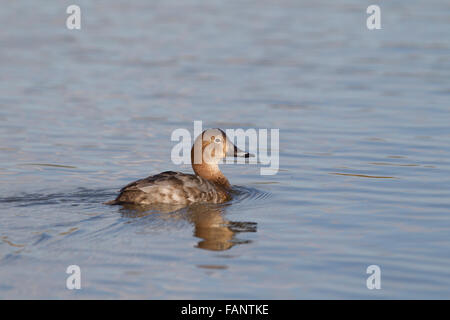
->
[226,140,254,158]
[234,146,253,158]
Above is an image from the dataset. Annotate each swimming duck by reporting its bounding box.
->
[108,129,252,205]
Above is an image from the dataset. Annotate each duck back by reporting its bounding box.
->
[111,171,230,205]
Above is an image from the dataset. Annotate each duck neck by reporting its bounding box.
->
[192,162,231,189]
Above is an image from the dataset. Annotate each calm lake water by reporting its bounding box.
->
[0,0,449,299]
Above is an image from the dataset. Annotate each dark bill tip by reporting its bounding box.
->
[234,146,254,158]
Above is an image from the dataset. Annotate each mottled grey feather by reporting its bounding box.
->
[112,171,230,205]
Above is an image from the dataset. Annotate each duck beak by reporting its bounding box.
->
[225,138,254,158]
[233,145,253,158]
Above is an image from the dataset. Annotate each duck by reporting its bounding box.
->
[107,128,252,205]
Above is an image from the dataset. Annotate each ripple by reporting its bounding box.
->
[197,264,228,270]
[0,188,117,207]
[231,185,272,204]
[369,162,420,167]
[329,172,397,179]
[20,163,77,169]
[1,236,25,248]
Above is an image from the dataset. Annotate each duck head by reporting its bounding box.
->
[191,128,253,188]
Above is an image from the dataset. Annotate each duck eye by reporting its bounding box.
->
[214,138,221,143]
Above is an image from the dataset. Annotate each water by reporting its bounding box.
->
[0,0,449,299]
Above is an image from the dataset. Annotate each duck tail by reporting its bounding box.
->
[104,199,119,205]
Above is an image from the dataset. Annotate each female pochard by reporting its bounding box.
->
[108,129,252,205]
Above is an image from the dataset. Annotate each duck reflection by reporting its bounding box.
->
[186,204,257,251]
[118,203,257,251]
